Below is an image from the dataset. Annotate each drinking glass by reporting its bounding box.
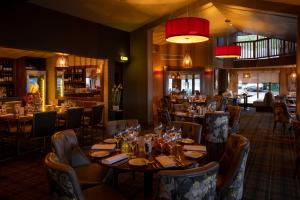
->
[144,135,152,155]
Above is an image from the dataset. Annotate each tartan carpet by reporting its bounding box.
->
[240,110,300,200]
[0,110,300,199]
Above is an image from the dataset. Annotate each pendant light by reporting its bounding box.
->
[215,19,241,59]
[165,1,209,44]
[182,48,193,68]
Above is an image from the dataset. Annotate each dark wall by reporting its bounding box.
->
[0,2,129,61]
[123,28,148,123]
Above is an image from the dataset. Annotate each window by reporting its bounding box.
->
[237,71,279,103]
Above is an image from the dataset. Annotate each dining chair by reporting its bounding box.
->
[227,105,241,134]
[172,103,186,112]
[204,112,230,161]
[31,111,57,151]
[44,152,125,200]
[83,105,104,142]
[51,129,109,189]
[217,134,250,200]
[105,119,138,138]
[156,161,219,200]
[170,121,202,144]
[66,107,84,143]
[292,120,300,177]
[273,102,293,134]
[157,109,172,126]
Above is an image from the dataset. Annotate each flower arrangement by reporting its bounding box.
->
[22,83,42,110]
[112,84,123,110]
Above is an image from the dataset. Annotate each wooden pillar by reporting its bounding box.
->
[297,16,300,114]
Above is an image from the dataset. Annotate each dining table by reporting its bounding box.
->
[90,138,207,197]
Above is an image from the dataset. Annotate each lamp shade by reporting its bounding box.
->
[165,17,209,43]
[215,45,241,58]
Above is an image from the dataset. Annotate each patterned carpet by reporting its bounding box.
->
[0,110,300,199]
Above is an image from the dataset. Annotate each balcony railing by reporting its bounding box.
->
[236,38,296,59]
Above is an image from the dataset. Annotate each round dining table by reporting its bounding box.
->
[92,143,207,197]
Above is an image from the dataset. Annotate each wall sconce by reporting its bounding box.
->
[56,54,69,68]
[243,73,251,79]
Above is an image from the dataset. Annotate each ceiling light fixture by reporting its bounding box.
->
[182,49,193,68]
[215,19,241,59]
[165,17,209,44]
[56,54,69,68]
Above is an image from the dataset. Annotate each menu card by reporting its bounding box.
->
[102,153,128,165]
[183,145,207,152]
[155,156,176,168]
[91,144,116,150]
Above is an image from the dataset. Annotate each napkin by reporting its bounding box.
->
[183,145,207,152]
[91,144,116,150]
[101,153,128,165]
[155,156,176,168]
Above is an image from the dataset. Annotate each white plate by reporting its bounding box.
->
[178,138,194,144]
[184,151,204,159]
[90,151,110,158]
[128,158,149,166]
[104,138,117,143]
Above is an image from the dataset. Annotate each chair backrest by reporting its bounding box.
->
[227,105,241,133]
[106,119,139,136]
[32,111,57,138]
[157,109,172,126]
[44,152,85,200]
[273,102,290,123]
[204,112,229,143]
[156,162,219,200]
[218,134,250,200]
[90,105,104,126]
[173,104,186,112]
[263,91,274,106]
[170,121,202,144]
[51,129,90,167]
[66,107,84,129]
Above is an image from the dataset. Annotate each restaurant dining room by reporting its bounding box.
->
[0,0,300,200]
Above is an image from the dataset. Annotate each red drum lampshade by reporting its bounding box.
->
[215,45,241,58]
[165,17,209,43]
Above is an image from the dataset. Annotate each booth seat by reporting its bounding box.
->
[253,92,274,112]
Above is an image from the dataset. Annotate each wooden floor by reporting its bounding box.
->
[0,109,300,199]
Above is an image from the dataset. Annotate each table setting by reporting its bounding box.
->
[90,123,207,171]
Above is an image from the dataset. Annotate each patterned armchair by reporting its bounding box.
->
[44,152,124,200]
[170,121,202,144]
[204,112,229,161]
[227,106,241,134]
[156,162,219,200]
[157,109,172,126]
[105,119,138,137]
[51,130,108,189]
[273,102,292,133]
[217,134,250,200]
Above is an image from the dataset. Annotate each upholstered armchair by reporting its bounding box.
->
[157,109,172,126]
[227,106,241,134]
[156,162,219,200]
[253,91,274,112]
[44,152,124,200]
[105,119,139,137]
[273,102,293,133]
[215,95,228,111]
[204,112,230,161]
[217,134,250,200]
[170,121,202,144]
[51,129,108,189]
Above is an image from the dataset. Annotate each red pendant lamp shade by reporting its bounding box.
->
[165,17,209,43]
[215,45,241,58]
